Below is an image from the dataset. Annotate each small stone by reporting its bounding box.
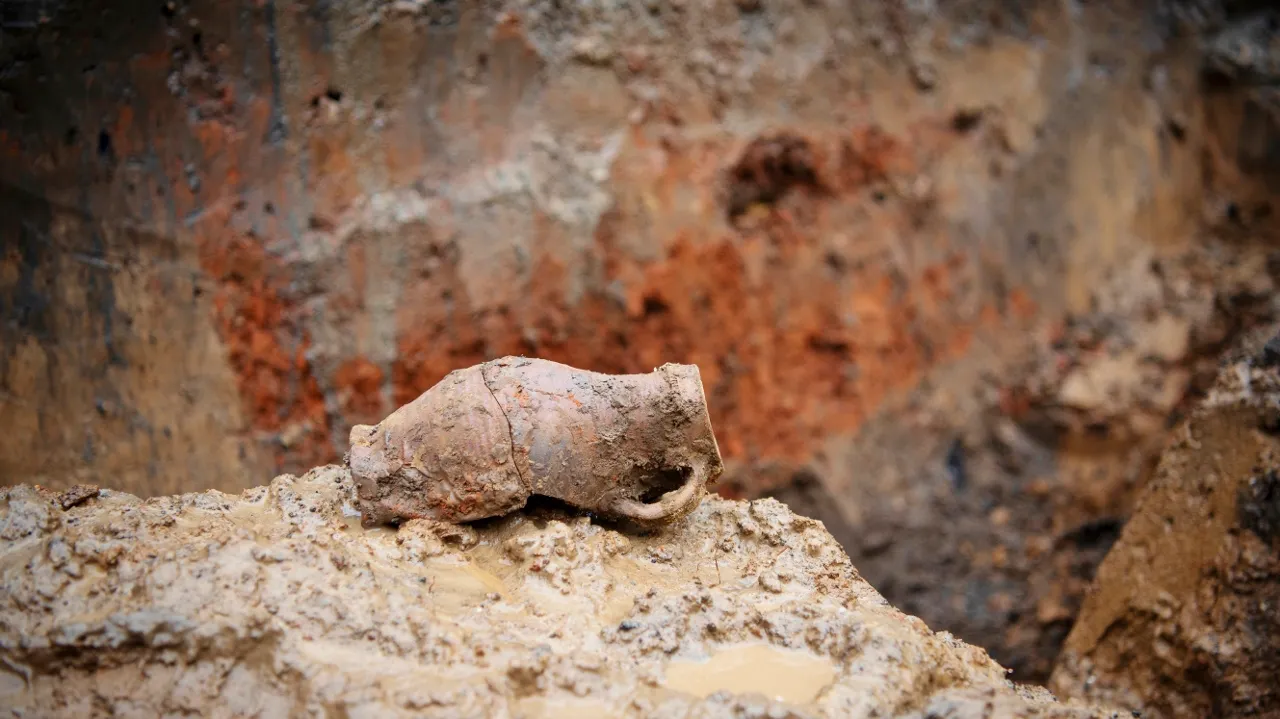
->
[1258,334,1280,368]
[572,36,614,65]
[989,507,1012,527]
[58,484,100,510]
[1058,369,1106,411]
[759,570,784,593]
[805,537,824,556]
[991,545,1009,569]
[911,62,937,90]
[1136,314,1191,363]
[251,546,289,563]
[623,48,649,73]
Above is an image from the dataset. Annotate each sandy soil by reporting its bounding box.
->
[1050,325,1280,718]
[1,468,1120,718]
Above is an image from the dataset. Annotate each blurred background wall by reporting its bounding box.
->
[2,0,1278,680]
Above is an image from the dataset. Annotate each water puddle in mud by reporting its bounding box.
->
[514,696,620,719]
[334,505,508,614]
[218,491,274,535]
[662,643,837,704]
[340,505,399,538]
[452,558,507,595]
[410,554,507,615]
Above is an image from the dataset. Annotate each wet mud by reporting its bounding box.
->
[1,467,1125,718]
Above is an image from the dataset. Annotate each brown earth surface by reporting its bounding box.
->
[2,0,1280,686]
[1050,325,1280,718]
[783,234,1280,681]
[0,466,1126,718]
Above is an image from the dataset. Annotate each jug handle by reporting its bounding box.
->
[610,466,705,523]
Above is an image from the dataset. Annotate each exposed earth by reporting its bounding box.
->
[1051,325,1280,718]
[0,466,1125,718]
[2,0,1280,694]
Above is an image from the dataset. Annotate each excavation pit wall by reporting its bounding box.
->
[2,0,1279,681]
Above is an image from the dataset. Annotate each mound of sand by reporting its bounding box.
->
[0,467,1117,718]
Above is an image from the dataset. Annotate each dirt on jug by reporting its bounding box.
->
[348,357,724,528]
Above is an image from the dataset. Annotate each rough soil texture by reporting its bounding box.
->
[1049,325,1280,718]
[780,234,1280,680]
[351,357,723,527]
[1,467,1123,718]
[0,0,1252,491]
[2,0,1280,684]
